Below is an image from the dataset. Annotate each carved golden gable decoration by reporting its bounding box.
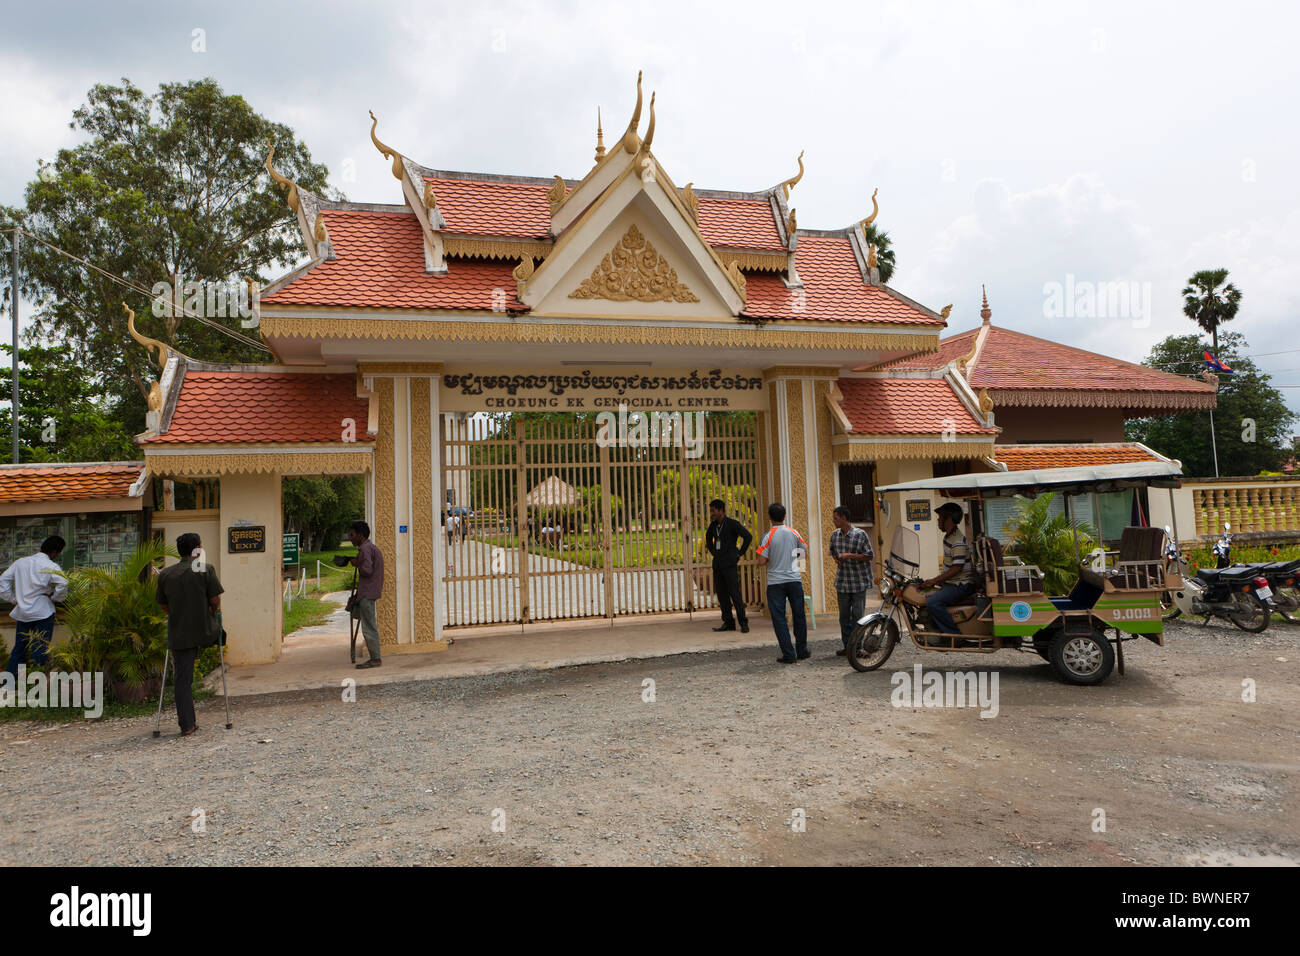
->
[568,223,700,303]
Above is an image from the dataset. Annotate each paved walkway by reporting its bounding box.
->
[221,590,833,697]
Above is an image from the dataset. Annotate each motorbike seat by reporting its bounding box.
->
[1197,565,1255,582]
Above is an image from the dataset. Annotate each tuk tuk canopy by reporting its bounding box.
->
[876,461,1183,500]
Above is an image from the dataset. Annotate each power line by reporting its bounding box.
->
[2,226,271,354]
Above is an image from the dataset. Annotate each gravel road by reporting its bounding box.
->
[2,617,1296,866]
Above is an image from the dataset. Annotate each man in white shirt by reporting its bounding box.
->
[0,535,70,676]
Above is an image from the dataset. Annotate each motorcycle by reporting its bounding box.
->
[1167,524,1273,632]
[1239,557,1300,624]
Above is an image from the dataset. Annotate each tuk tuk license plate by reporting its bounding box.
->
[1256,585,1273,600]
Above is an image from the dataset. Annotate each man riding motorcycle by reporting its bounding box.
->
[922,502,980,643]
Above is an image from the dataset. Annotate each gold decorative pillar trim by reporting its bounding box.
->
[373,378,398,646]
[358,362,445,376]
[763,366,843,381]
[831,438,998,461]
[814,380,838,610]
[260,313,939,353]
[443,237,554,260]
[144,451,373,477]
[409,378,441,645]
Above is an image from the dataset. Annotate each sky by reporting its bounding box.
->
[2,0,1298,417]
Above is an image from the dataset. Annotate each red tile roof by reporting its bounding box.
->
[971,326,1217,398]
[0,462,144,503]
[744,235,940,325]
[837,378,996,435]
[261,210,518,311]
[992,443,1163,470]
[882,328,978,369]
[430,178,555,239]
[696,196,784,251]
[141,371,370,445]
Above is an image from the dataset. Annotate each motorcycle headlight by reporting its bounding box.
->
[879,576,893,597]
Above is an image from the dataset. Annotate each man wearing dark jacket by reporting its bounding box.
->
[155,532,223,737]
[705,499,753,633]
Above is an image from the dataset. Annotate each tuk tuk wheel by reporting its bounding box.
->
[848,618,898,672]
[1049,628,1114,685]
[1160,591,1182,622]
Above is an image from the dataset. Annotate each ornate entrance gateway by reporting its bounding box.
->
[439,412,761,629]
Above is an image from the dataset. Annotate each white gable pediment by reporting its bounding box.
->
[520,158,745,317]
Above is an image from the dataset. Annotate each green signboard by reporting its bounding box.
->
[283,532,300,566]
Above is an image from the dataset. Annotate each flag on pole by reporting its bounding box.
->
[1203,351,1234,373]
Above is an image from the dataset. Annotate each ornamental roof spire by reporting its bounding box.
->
[980,285,992,324]
[594,108,605,162]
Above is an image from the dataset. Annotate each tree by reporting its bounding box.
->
[862,223,896,284]
[1125,332,1295,477]
[2,77,335,441]
[0,343,136,461]
[282,476,365,553]
[1182,268,1242,353]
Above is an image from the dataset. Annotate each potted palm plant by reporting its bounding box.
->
[1004,493,1100,596]
[52,539,176,704]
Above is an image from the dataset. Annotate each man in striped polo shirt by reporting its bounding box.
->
[756,502,809,664]
[923,501,980,640]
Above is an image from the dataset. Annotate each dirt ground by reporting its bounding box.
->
[1,616,1296,866]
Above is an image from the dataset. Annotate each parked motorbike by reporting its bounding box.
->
[1167,524,1273,632]
[1240,557,1300,624]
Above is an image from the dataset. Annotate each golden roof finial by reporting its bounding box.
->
[681,182,700,221]
[642,92,656,151]
[787,207,797,235]
[978,388,994,415]
[622,71,644,154]
[956,332,979,374]
[264,138,300,213]
[780,150,805,200]
[124,301,169,369]
[867,243,879,270]
[980,284,992,323]
[513,255,536,293]
[368,110,405,180]
[423,181,438,210]
[547,175,567,213]
[940,304,953,320]
[595,107,605,161]
[861,187,879,230]
[313,213,329,244]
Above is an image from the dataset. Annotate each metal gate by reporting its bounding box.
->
[440,412,761,630]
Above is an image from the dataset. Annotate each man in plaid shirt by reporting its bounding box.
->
[829,506,874,656]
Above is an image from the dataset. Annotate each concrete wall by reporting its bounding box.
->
[993,406,1126,443]
[218,473,283,665]
[152,509,222,577]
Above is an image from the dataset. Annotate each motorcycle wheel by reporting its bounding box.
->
[848,618,898,672]
[1160,591,1182,622]
[1274,588,1300,624]
[1227,593,1270,633]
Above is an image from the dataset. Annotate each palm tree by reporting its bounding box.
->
[1182,268,1242,353]
[862,223,896,284]
[1004,493,1099,595]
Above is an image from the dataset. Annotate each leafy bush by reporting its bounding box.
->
[1004,493,1099,595]
[51,538,176,696]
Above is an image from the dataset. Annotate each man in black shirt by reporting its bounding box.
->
[156,532,224,736]
[705,498,753,633]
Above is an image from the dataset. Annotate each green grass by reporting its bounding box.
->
[293,547,356,595]
[475,528,693,569]
[283,595,337,635]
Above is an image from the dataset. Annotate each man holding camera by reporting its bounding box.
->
[336,520,384,668]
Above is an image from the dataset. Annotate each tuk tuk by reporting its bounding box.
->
[847,461,1184,685]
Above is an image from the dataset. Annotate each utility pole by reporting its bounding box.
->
[1206,408,1216,478]
[9,228,17,464]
